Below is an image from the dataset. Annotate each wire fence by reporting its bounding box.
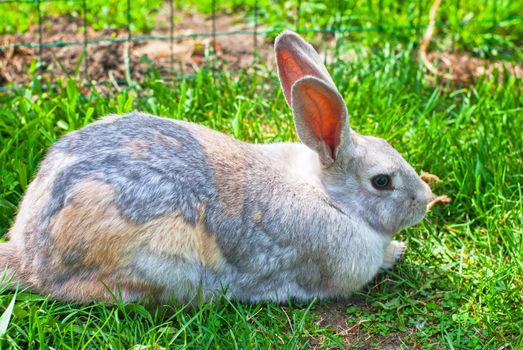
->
[0,0,520,91]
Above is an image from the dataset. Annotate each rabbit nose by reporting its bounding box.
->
[413,188,435,205]
[412,194,432,203]
[424,189,436,203]
[421,182,435,200]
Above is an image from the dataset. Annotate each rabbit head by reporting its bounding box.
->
[275,31,434,235]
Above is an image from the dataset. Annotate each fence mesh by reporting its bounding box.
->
[0,0,521,91]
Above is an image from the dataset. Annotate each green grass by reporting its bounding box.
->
[0,42,522,348]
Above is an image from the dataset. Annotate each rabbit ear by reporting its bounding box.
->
[275,30,337,107]
[291,76,348,166]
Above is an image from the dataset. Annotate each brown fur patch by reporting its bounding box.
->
[142,205,223,269]
[155,130,182,149]
[49,180,134,272]
[9,153,77,252]
[124,138,151,160]
[194,207,223,269]
[51,275,156,303]
[189,123,247,217]
[46,178,223,300]
[143,212,201,262]
[52,277,117,302]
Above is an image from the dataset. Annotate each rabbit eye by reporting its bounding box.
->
[371,174,393,190]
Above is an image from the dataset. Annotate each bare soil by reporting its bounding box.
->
[425,51,522,85]
[309,299,421,349]
[2,6,520,89]
[0,7,523,86]
[0,7,274,87]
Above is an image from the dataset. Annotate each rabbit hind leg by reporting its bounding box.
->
[0,242,23,289]
[47,274,160,304]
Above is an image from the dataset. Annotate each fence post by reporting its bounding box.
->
[126,0,133,81]
[82,0,89,80]
[36,0,43,76]
[253,0,258,63]
[170,0,174,75]
[211,0,217,75]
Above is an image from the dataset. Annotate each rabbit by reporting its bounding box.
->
[0,31,434,304]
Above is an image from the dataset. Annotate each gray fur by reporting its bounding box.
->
[46,115,213,225]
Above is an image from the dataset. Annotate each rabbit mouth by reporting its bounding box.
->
[400,201,429,229]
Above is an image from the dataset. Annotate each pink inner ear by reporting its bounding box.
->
[298,84,344,159]
[277,50,321,106]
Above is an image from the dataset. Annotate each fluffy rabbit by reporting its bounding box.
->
[0,31,434,304]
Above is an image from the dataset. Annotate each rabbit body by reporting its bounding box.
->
[1,31,433,304]
[2,113,387,303]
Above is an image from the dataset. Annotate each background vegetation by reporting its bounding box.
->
[0,0,522,348]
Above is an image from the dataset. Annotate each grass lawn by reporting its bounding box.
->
[0,1,522,349]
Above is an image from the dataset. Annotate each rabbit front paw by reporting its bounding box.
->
[382,240,407,269]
